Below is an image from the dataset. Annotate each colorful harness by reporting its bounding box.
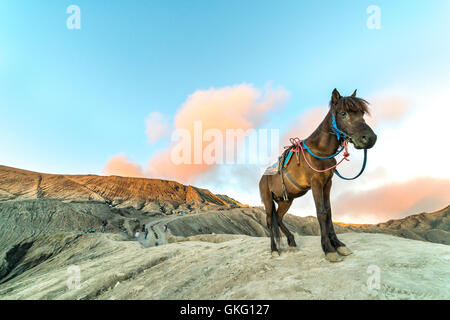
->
[279,113,368,200]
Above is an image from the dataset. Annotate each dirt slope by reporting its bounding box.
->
[0,232,448,300]
[338,206,450,245]
[0,165,449,300]
[0,165,245,210]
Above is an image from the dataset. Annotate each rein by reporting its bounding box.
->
[284,113,368,180]
[334,149,367,180]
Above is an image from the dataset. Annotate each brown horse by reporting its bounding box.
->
[259,89,377,262]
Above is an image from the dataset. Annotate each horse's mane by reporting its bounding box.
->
[330,96,370,115]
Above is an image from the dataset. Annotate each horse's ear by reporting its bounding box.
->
[332,88,341,105]
[351,89,357,97]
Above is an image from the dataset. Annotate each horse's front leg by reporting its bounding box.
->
[324,179,353,256]
[311,179,343,262]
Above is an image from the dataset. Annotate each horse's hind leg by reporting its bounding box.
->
[324,179,352,256]
[259,176,279,255]
[276,200,297,248]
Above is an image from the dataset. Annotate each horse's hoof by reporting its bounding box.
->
[337,246,353,256]
[271,251,280,257]
[286,246,297,252]
[325,252,344,263]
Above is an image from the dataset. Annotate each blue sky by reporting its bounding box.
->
[1,0,449,178]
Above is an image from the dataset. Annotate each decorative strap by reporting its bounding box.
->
[282,167,304,192]
[302,140,345,159]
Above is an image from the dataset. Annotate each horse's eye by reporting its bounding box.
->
[341,112,347,117]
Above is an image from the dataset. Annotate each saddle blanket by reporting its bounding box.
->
[263,161,279,175]
[263,150,295,175]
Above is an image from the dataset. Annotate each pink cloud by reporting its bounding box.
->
[365,95,410,127]
[103,83,289,183]
[145,84,289,183]
[333,177,450,223]
[102,154,144,178]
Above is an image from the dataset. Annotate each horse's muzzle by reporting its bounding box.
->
[352,133,377,149]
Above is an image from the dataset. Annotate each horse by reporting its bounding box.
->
[259,88,377,262]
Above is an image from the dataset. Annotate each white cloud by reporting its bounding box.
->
[145,112,171,144]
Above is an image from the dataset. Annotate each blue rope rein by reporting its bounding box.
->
[334,149,367,180]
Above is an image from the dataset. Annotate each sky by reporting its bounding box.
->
[1,1,449,223]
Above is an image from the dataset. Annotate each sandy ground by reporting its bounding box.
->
[0,232,448,300]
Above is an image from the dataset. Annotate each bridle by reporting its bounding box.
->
[284,113,368,180]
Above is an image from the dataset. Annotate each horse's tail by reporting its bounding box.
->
[271,204,281,248]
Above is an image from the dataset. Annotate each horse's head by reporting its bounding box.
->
[330,89,377,149]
